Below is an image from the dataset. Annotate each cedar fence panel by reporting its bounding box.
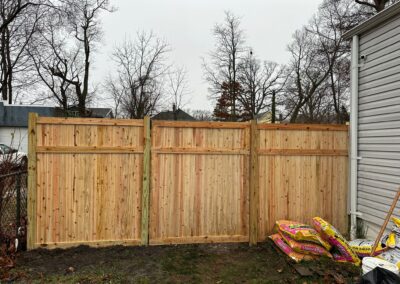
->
[27,115,349,249]
[149,121,251,245]
[257,124,349,241]
[28,116,145,249]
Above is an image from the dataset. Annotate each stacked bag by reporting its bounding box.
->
[270,216,400,269]
[270,217,361,266]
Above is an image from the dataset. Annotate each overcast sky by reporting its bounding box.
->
[93,0,323,112]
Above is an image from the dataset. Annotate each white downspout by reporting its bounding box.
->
[350,35,361,240]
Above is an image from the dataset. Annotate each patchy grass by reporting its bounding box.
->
[5,242,361,283]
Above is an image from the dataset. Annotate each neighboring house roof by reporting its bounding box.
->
[0,102,113,127]
[343,1,400,39]
[152,109,196,121]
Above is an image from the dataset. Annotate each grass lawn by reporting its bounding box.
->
[5,242,360,283]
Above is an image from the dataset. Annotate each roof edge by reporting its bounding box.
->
[343,1,400,39]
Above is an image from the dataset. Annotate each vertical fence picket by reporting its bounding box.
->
[16,173,21,231]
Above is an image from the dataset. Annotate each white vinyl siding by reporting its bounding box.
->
[357,12,400,234]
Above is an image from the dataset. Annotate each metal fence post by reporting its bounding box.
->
[16,173,21,233]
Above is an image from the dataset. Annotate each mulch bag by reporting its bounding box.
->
[376,249,400,269]
[275,220,331,251]
[278,231,332,258]
[269,234,316,263]
[382,217,400,249]
[312,217,361,266]
[360,267,400,284]
[349,239,387,258]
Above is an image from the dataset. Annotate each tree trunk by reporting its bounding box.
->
[375,0,388,11]
[271,90,276,123]
[5,28,12,104]
[80,25,90,117]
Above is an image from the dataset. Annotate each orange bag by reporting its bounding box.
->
[275,220,331,251]
[269,234,316,263]
[279,231,332,258]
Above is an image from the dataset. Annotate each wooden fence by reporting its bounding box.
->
[27,114,349,249]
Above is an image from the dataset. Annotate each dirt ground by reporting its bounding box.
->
[4,242,360,283]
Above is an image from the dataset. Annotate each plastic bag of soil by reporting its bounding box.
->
[269,234,317,263]
[359,267,400,284]
[275,220,331,251]
[312,217,361,266]
[349,239,388,258]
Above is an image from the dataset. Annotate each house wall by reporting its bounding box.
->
[0,127,28,153]
[357,13,400,239]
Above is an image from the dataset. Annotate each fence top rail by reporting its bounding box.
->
[257,123,349,131]
[152,120,251,129]
[36,116,144,127]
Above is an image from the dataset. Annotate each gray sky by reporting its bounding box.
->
[93,0,323,112]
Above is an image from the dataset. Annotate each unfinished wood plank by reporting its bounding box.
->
[37,117,143,126]
[141,116,151,245]
[249,120,259,246]
[153,148,250,155]
[36,146,144,154]
[257,123,349,131]
[27,112,38,250]
[152,120,250,129]
[149,235,248,245]
[258,149,348,156]
[37,239,142,249]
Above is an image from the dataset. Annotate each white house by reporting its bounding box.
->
[0,101,113,153]
[344,2,400,239]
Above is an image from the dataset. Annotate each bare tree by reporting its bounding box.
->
[45,0,113,116]
[106,32,170,119]
[104,74,124,118]
[306,0,355,123]
[28,10,80,109]
[166,66,190,110]
[0,0,48,32]
[237,51,285,120]
[283,28,333,123]
[189,109,213,121]
[203,11,245,121]
[0,0,47,103]
[284,0,358,123]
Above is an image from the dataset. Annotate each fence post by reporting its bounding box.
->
[249,119,259,246]
[141,116,151,245]
[27,113,38,250]
[16,173,21,233]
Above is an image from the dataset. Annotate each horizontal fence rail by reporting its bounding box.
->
[27,115,349,249]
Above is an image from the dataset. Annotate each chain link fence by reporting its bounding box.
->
[0,171,27,248]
